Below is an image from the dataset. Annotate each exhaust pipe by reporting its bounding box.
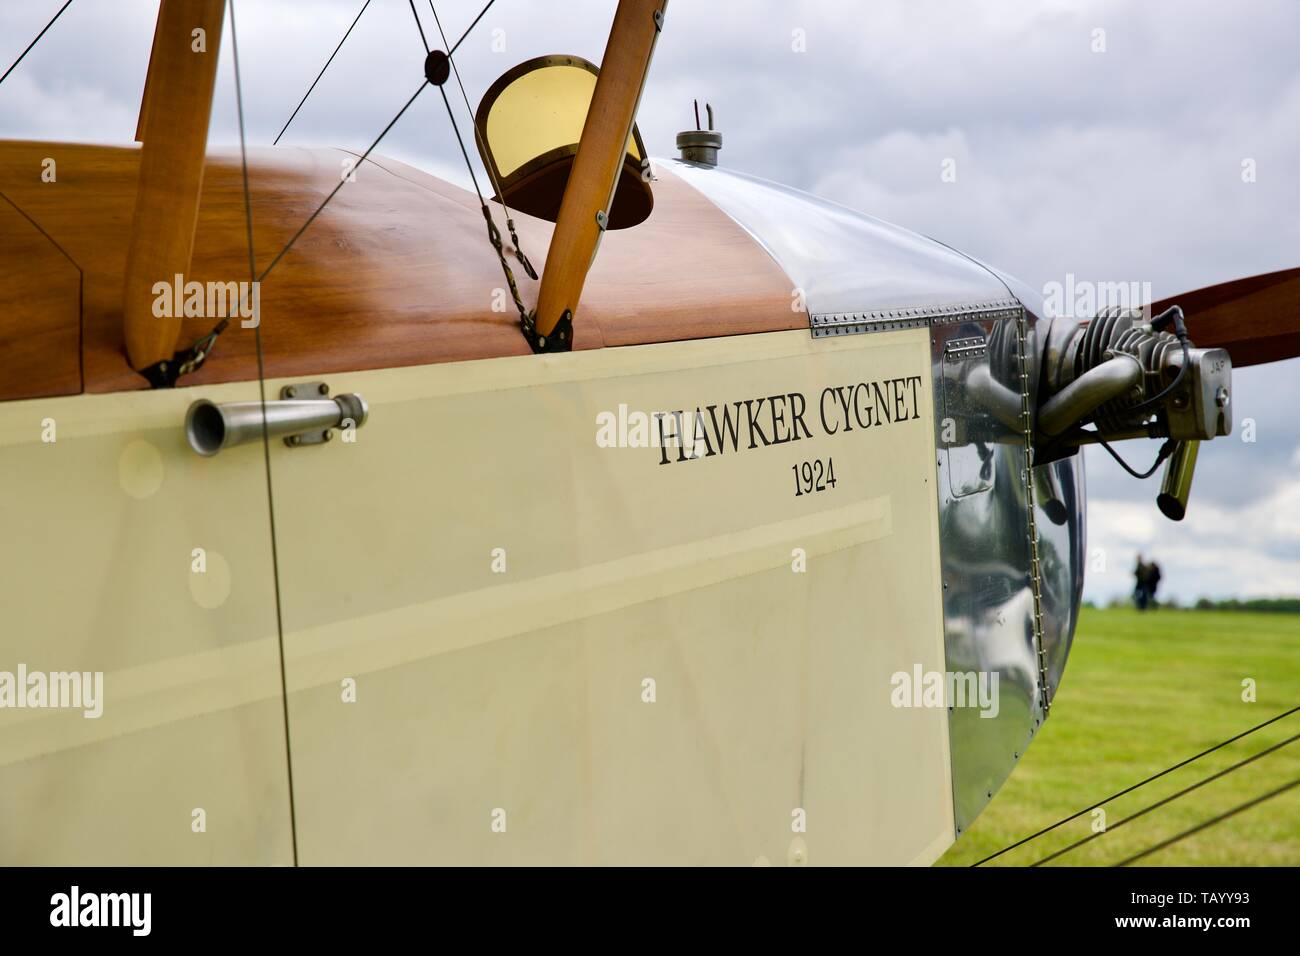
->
[185,392,368,456]
[1037,352,1143,438]
[1156,439,1199,521]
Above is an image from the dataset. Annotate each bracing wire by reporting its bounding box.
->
[428,0,536,278]
[437,81,530,322]
[179,81,429,376]
[182,0,503,376]
[229,0,299,866]
[450,0,497,56]
[0,0,74,90]
[1114,775,1300,867]
[258,84,428,285]
[1029,730,1300,866]
[408,1,531,322]
[972,703,1300,865]
[274,0,371,146]
[408,0,430,52]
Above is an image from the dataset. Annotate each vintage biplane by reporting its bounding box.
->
[0,0,1292,865]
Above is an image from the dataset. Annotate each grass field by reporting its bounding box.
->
[937,608,1300,866]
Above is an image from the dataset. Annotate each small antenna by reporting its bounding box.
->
[706,103,713,131]
[693,98,701,131]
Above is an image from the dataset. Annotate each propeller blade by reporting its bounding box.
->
[1152,266,1300,367]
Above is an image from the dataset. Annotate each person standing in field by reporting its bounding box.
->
[1147,560,1162,608]
[1134,554,1151,610]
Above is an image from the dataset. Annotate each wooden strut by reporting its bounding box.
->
[122,0,227,375]
[531,0,667,345]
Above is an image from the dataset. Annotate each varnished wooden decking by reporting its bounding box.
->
[0,140,804,399]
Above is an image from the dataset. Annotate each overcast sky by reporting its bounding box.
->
[4,0,1299,604]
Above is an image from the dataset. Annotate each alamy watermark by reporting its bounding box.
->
[0,664,103,718]
[152,273,260,328]
[595,404,710,460]
[890,665,1000,718]
[1042,273,1152,321]
[50,886,150,936]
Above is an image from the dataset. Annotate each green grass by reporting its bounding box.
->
[936,608,1300,866]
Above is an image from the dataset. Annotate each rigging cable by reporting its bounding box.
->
[1029,730,1300,866]
[971,702,1300,865]
[410,1,531,325]
[256,85,427,285]
[439,85,531,325]
[407,0,430,52]
[172,80,429,381]
[428,0,537,279]
[229,0,298,866]
[0,0,74,89]
[1114,775,1300,867]
[174,0,502,380]
[449,0,497,56]
[274,0,372,145]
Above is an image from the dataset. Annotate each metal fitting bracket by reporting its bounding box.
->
[520,309,574,354]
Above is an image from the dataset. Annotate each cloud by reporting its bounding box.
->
[1089,473,1300,602]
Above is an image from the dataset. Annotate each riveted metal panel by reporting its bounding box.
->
[931,308,1047,834]
[942,332,994,497]
[1034,453,1086,701]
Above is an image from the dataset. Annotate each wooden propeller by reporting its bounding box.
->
[1153,266,1300,368]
